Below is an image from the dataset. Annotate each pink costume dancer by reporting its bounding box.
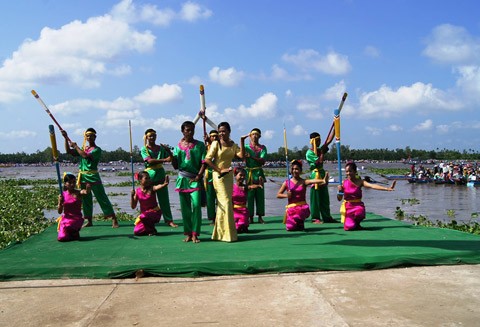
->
[134,187,162,236]
[57,190,84,242]
[284,179,310,231]
[233,183,249,233]
[340,179,365,231]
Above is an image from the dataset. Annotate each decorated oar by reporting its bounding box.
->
[193,85,217,130]
[129,120,135,191]
[334,108,343,195]
[283,125,290,224]
[324,92,348,146]
[48,125,63,195]
[200,85,207,138]
[32,90,72,144]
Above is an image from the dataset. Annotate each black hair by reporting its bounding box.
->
[63,173,76,183]
[309,132,320,139]
[144,128,156,135]
[181,121,195,131]
[218,122,231,132]
[250,128,261,136]
[290,159,303,172]
[234,167,246,176]
[345,161,357,172]
[137,171,150,181]
[86,128,97,134]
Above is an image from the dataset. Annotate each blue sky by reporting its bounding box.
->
[1,0,479,155]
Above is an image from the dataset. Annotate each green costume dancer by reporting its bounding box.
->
[306,132,336,224]
[204,130,218,222]
[245,128,266,224]
[61,128,118,228]
[172,121,206,243]
[141,129,177,227]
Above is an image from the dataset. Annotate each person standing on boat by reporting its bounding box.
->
[204,122,248,242]
[337,161,395,231]
[245,128,267,224]
[61,129,119,228]
[171,121,206,243]
[141,129,178,228]
[305,131,336,224]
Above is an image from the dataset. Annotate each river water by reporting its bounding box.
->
[1,163,479,224]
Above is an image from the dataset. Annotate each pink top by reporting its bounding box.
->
[62,190,82,219]
[343,179,362,201]
[286,179,306,204]
[136,187,159,212]
[232,183,247,206]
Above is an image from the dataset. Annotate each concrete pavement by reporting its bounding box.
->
[1,264,479,326]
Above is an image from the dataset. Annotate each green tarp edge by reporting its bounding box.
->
[1,214,479,281]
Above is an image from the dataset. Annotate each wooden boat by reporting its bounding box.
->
[467,180,480,187]
[380,174,409,180]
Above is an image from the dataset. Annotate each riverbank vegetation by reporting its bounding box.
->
[395,199,480,235]
[1,145,478,165]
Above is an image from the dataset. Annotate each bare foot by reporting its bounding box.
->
[167,221,178,228]
[135,269,144,281]
[312,219,323,224]
[83,221,93,227]
[192,235,201,243]
[183,235,192,242]
[258,216,265,224]
[112,218,119,228]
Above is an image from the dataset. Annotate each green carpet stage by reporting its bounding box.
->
[1,214,480,281]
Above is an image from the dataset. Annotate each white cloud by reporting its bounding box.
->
[297,101,320,112]
[271,64,289,80]
[179,1,213,22]
[111,0,212,26]
[99,109,143,128]
[292,124,307,136]
[224,93,278,120]
[423,24,480,64]
[0,130,37,140]
[387,124,403,132]
[282,49,351,75]
[365,126,382,136]
[0,12,155,103]
[51,97,137,116]
[152,115,192,131]
[412,119,433,131]
[454,65,480,99]
[209,66,245,87]
[364,45,380,58]
[262,129,275,140]
[436,124,449,134]
[357,82,463,118]
[134,84,183,104]
[322,80,347,101]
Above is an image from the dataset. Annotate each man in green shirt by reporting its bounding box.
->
[62,128,118,228]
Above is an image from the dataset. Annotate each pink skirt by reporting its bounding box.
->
[286,204,310,231]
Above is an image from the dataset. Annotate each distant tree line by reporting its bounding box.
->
[1,145,478,165]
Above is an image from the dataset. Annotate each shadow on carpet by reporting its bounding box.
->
[1,214,479,280]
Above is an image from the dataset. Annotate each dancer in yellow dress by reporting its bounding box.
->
[204,122,248,242]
